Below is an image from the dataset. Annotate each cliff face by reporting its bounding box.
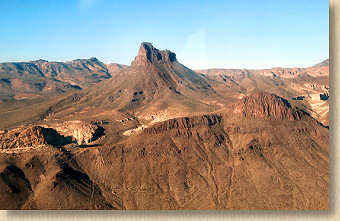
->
[131,42,177,66]
[41,121,105,145]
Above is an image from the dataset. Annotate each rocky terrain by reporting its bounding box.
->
[0,57,125,101]
[0,43,329,210]
[0,126,69,150]
[196,59,329,126]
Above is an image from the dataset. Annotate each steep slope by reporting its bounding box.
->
[101,42,216,113]
[0,164,32,209]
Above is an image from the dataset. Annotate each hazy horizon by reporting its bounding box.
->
[0,49,329,70]
[0,0,328,69]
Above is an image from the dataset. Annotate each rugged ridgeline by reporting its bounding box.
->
[0,42,218,129]
[0,42,329,210]
[196,59,329,78]
[196,59,329,125]
[0,58,116,100]
[0,92,328,209]
[0,43,329,129]
[83,42,216,115]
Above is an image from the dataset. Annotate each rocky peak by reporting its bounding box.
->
[131,42,177,66]
[232,92,302,120]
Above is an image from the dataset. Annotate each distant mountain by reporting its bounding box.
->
[196,59,329,126]
[196,58,329,78]
[0,46,329,125]
[312,58,329,68]
[0,44,329,129]
[0,58,113,100]
[106,63,128,74]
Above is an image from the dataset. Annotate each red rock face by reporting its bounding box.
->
[233,92,302,120]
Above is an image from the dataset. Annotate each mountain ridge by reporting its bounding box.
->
[0,58,126,101]
[0,42,330,210]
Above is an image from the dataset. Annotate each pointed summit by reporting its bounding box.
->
[131,42,177,66]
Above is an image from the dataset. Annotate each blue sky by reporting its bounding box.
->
[0,0,328,69]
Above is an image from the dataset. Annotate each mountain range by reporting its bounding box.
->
[0,43,329,210]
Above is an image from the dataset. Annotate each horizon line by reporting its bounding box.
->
[0,56,329,71]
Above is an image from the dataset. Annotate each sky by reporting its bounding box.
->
[0,0,329,69]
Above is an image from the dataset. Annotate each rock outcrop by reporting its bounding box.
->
[0,126,69,149]
[51,121,104,145]
[131,42,177,66]
[72,123,101,145]
[0,121,105,150]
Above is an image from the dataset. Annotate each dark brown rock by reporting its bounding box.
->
[232,92,303,120]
